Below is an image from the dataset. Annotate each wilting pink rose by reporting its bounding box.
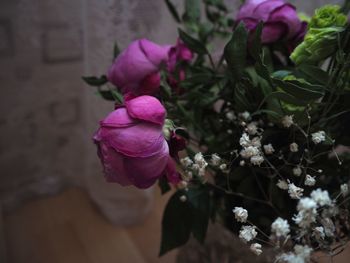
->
[236,0,304,44]
[108,39,170,96]
[167,39,193,93]
[94,95,180,188]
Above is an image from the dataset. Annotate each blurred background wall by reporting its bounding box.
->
[0,0,341,219]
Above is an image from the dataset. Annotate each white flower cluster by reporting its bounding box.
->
[311,131,326,144]
[233,207,263,255]
[239,132,264,166]
[288,183,304,199]
[180,152,209,178]
[281,115,294,128]
[233,207,248,223]
[271,217,290,237]
[239,225,257,243]
[304,174,316,186]
[277,245,312,263]
[293,189,333,229]
[250,243,262,256]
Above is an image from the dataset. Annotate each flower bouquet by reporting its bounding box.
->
[83,0,350,262]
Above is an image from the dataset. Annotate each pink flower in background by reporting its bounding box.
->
[107,39,170,96]
[167,39,193,93]
[236,0,305,44]
[94,95,180,189]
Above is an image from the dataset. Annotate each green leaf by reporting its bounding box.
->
[164,0,181,23]
[97,90,114,101]
[252,109,283,119]
[255,49,273,86]
[160,191,193,256]
[272,78,324,100]
[187,187,211,243]
[297,64,329,84]
[272,70,292,79]
[251,22,263,60]
[224,22,248,79]
[180,73,214,87]
[178,28,208,55]
[183,0,201,24]
[82,75,108,86]
[158,177,171,195]
[110,89,123,103]
[266,91,309,106]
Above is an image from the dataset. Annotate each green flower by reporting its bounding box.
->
[291,27,345,65]
[290,5,347,65]
[309,5,347,28]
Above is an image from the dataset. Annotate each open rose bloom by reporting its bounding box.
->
[107,39,170,96]
[94,95,180,189]
[236,0,306,44]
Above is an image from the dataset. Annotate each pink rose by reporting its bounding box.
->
[93,95,180,188]
[108,39,170,96]
[236,0,304,44]
[167,39,193,94]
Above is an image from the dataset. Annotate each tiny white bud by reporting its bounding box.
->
[250,243,262,256]
[311,131,326,144]
[219,163,227,171]
[240,160,245,166]
[263,144,275,155]
[233,207,248,223]
[289,142,299,153]
[304,174,316,186]
[293,166,302,177]
[277,180,289,190]
[341,184,349,197]
[179,195,187,202]
[281,115,294,128]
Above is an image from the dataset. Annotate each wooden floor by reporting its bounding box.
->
[3,187,177,263]
[2,187,350,263]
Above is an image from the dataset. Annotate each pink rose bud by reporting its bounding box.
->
[236,0,304,44]
[93,95,180,188]
[166,39,193,93]
[108,39,170,96]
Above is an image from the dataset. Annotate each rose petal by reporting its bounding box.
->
[269,4,302,39]
[261,21,287,44]
[100,107,135,128]
[125,95,166,125]
[95,141,132,186]
[98,122,165,157]
[139,39,170,67]
[164,157,181,185]
[237,0,267,20]
[252,0,285,21]
[124,140,169,189]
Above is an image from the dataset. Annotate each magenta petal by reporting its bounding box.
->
[237,0,267,20]
[107,40,158,93]
[165,157,181,185]
[125,95,166,125]
[99,122,165,157]
[100,107,135,128]
[95,141,132,186]
[139,39,170,67]
[253,0,285,21]
[139,72,161,95]
[261,21,287,44]
[124,141,169,189]
[269,4,301,39]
